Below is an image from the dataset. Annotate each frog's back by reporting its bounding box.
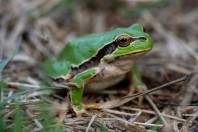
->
[58,24,145,66]
[58,31,116,65]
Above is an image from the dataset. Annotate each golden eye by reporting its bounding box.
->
[117,35,131,47]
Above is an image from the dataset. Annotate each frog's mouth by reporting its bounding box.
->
[114,48,151,60]
[131,48,151,55]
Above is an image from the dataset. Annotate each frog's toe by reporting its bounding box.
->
[71,104,92,117]
[128,82,146,106]
[76,110,92,117]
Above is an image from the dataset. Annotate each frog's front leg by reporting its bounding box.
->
[129,64,147,106]
[70,68,98,116]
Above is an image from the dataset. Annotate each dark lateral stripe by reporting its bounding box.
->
[71,41,118,76]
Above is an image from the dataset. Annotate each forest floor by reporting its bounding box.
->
[1,0,198,131]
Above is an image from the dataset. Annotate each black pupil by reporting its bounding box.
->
[120,38,127,43]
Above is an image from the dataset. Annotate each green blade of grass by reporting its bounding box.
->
[0,38,21,131]
[0,37,22,103]
[0,80,5,132]
[0,87,54,109]
[0,38,22,73]
[0,116,5,132]
[13,102,23,132]
[0,80,5,103]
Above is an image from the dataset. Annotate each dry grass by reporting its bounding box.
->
[1,0,198,131]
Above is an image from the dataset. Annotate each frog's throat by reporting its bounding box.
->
[113,48,151,60]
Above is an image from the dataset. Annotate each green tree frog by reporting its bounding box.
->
[43,24,153,116]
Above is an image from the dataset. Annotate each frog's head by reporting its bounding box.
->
[110,24,153,60]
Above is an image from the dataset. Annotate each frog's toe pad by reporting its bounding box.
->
[71,105,92,117]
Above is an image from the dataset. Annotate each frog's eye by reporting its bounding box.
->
[117,35,131,47]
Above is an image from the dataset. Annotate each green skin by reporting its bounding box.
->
[43,24,153,115]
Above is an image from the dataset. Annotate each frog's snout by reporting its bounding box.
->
[131,37,147,42]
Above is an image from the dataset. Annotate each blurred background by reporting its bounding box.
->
[1,0,198,77]
[1,0,198,131]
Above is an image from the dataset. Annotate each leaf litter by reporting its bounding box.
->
[1,0,198,131]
